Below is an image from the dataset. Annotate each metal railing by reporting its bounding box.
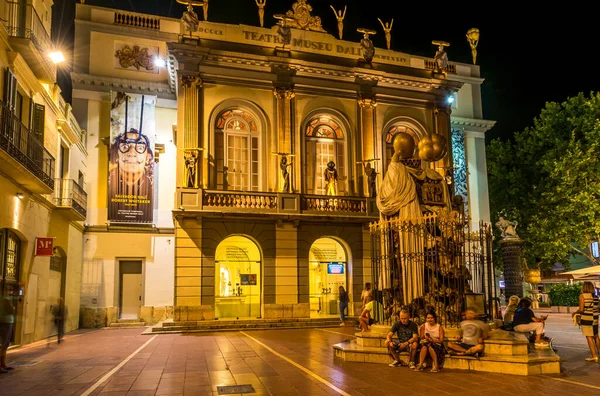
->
[0,100,55,189]
[114,10,161,30]
[4,1,56,77]
[54,178,87,218]
[369,214,495,328]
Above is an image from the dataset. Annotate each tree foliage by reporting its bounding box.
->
[487,92,600,270]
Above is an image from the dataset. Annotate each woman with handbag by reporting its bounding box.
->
[572,281,600,362]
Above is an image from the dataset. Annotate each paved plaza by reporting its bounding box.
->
[1,313,599,396]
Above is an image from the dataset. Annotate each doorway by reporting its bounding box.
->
[119,260,142,320]
[309,237,347,318]
[215,236,261,319]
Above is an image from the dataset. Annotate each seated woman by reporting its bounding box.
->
[503,295,520,328]
[414,311,446,373]
[512,298,549,347]
[358,295,385,331]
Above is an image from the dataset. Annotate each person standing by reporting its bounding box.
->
[0,287,16,373]
[338,286,349,326]
[361,282,372,310]
[52,298,68,344]
[572,281,600,361]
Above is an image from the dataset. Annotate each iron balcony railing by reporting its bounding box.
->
[0,100,55,189]
[54,178,87,218]
[4,1,57,77]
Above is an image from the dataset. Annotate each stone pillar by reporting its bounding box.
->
[358,97,377,197]
[501,238,524,298]
[176,73,204,189]
[273,86,295,192]
[433,104,453,172]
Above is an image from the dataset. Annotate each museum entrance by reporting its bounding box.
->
[309,237,347,318]
[215,236,261,319]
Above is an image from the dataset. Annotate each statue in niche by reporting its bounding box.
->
[330,5,347,40]
[324,161,338,196]
[378,18,394,50]
[433,41,450,72]
[357,28,376,64]
[256,0,267,27]
[184,151,197,188]
[280,156,293,193]
[363,162,378,198]
[181,3,199,34]
[496,216,519,239]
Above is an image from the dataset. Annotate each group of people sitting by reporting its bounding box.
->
[503,295,551,347]
[359,294,488,373]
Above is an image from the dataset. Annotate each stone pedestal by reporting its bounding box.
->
[501,238,524,298]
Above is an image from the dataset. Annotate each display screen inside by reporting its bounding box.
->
[327,263,344,274]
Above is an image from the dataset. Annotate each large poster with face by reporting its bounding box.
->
[108,92,156,223]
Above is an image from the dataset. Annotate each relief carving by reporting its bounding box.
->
[114,45,155,71]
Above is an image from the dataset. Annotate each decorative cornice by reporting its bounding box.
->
[451,116,496,132]
[71,72,174,97]
[358,97,377,109]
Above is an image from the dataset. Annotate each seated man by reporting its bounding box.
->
[447,308,488,356]
[386,310,419,368]
[359,295,384,332]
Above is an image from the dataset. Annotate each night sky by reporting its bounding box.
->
[53,0,598,143]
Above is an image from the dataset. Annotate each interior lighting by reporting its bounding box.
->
[49,51,65,64]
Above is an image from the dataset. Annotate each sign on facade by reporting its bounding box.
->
[35,237,54,256]
[108,92,156,223]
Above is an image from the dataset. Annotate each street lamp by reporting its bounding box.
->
[49,51,65,64]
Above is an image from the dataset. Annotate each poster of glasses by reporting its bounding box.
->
[108,92,156,223]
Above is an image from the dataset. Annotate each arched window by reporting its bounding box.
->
[384,124,420,169]
[304,114,347,195]
[215,109,261,191]
[0,229,21,293]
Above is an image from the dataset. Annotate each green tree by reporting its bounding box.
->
[488,92,600,270]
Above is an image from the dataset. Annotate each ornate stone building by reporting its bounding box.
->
[73,1,495,325]
[1,0,87,345]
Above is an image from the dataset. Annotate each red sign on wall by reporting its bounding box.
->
[35,237,54,256]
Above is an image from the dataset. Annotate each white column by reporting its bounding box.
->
[464,130,490,229]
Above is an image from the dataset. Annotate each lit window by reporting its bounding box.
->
[591,241,599,258]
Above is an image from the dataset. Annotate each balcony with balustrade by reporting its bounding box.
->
[52,178,87,221]
[0,100,55,193]
[3,0,57,82]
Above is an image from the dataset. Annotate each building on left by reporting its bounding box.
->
[1,0,87,345]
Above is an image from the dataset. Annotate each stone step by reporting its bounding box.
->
[116,319,146,323]
[163,318,354,327]
[147,320,351,334]
[355,329,530,356]
[332,341,561,376]
[109,321,146,328]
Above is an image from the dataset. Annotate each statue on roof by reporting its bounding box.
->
[181,3,200,34]
[285,0,326,32]
[274,15,293,50]
[256,0,267,27]
[358,28,376,64]
[378,18,393,50]
[330,5,347,40]
[432,41,450,73]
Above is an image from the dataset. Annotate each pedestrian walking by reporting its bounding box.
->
[52,298,68,344]
[338,286,349,326]
[0,286,16,373]
[572,281,600,362]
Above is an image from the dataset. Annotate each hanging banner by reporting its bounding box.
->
[35,237,54,256]
[108,92,156,223]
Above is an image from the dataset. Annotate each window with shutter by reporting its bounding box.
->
[3,67,18,111]
[31,103,45,142]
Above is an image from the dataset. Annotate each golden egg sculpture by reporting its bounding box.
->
[418,136,435,161]
[392,132,416,159]
[431,134,448,160]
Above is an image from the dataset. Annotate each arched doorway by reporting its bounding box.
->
[215,236,261,319]
[0,229,21,344]
[309,237,347,318]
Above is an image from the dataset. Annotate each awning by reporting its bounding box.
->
[560,265,600,279]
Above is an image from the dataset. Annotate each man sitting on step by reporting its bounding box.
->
[447,308,488,357]
[386,310,419,368]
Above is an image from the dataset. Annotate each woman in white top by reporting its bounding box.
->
[361,282,372,310]
[414,311,446,373]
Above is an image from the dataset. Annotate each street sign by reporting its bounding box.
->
[35,237,54,256]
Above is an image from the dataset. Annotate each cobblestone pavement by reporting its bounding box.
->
[0,313,598,396]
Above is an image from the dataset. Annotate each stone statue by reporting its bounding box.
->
[202,0,209,21]
[433,43,449,72]
[496,216,519,239]
[280,156,293,193]
[363,162,378,198]
[184,151,197,188]
[256,0,267,27]
[330,5,347,40]
[324,161,338,196]
[357,29,376,64]
[181,4,199,34]
[276,17,292,49]
[378,18,393,50]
